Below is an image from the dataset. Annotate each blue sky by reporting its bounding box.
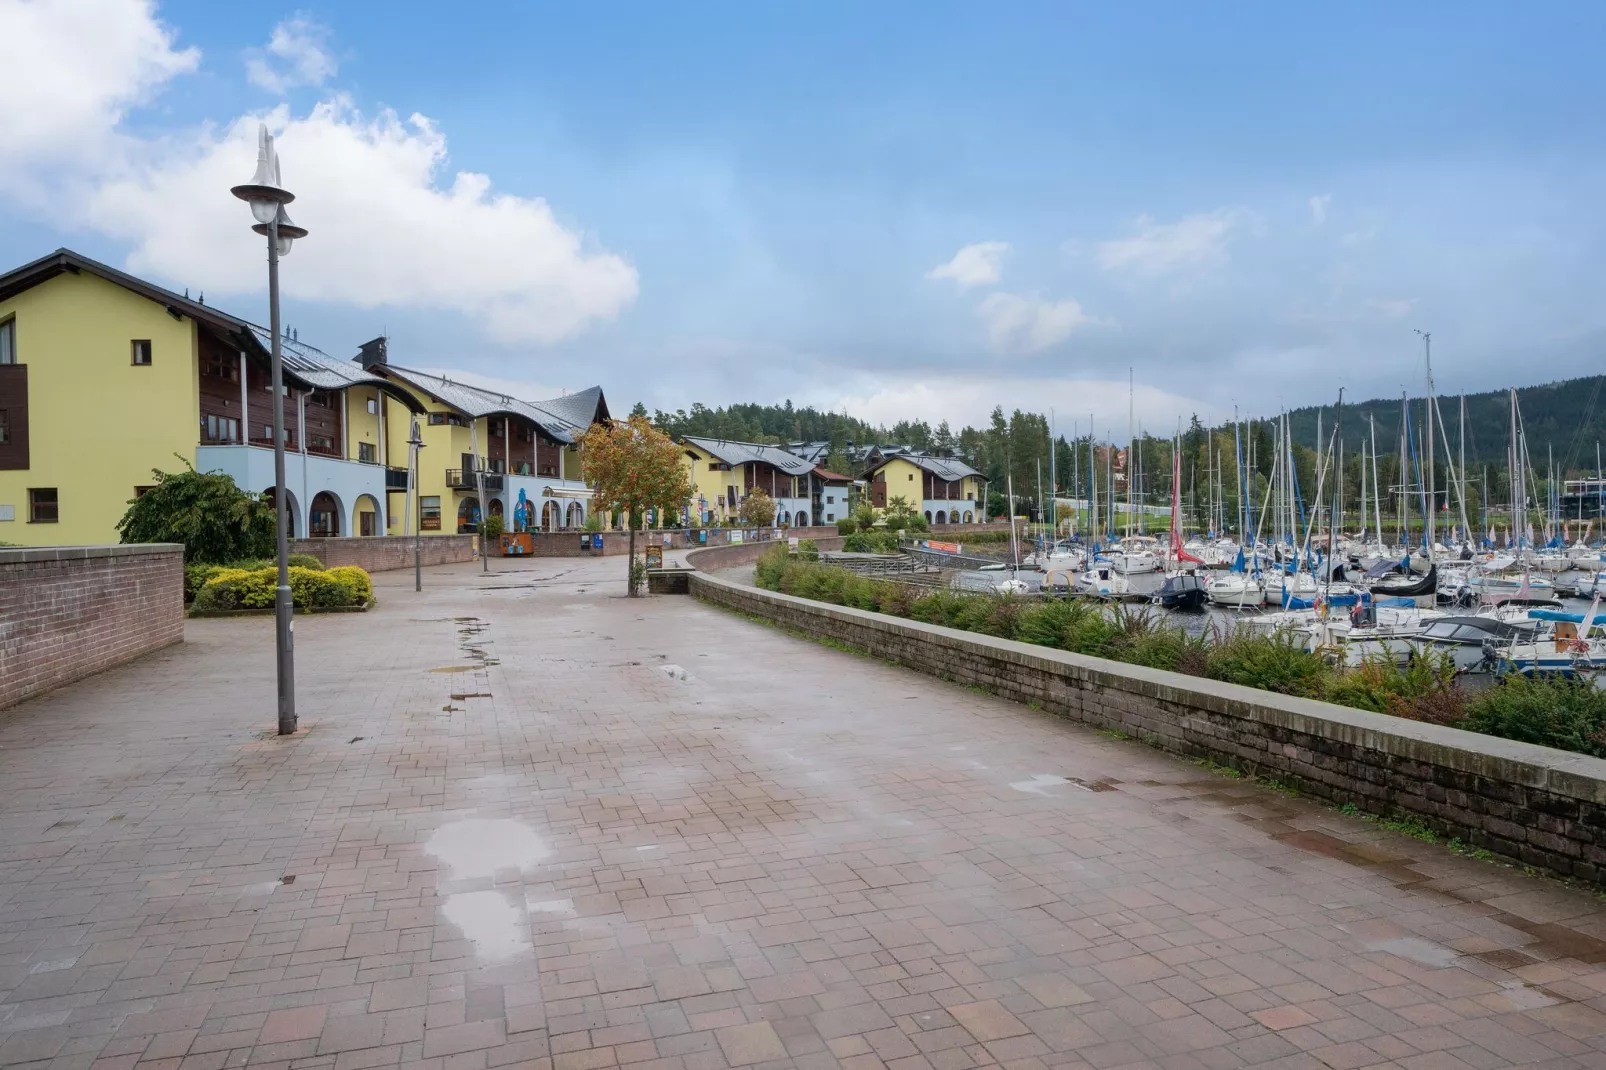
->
[3,1,1604,434]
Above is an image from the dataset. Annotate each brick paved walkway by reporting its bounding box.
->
[3,556,1606,1070]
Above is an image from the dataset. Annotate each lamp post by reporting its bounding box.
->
[409,419,425,591]
[232,125,308,736]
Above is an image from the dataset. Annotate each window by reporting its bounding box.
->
[367,397,378,415]
[489,421,504,438]
[135,485,155,498]
[308,433,335,452]
[201,352,237,380]
[201,414,240,443]
[131,339,152,366]
[0,409,7,444]
[256,424,291,444]
[0,319,12,364]
[309,390,334,408]
[358,442,377,463]
[28,488,57,523]
[908,472,915,481]
[426,412,467,427]
[420,495,441,530]
[826,494,835,504]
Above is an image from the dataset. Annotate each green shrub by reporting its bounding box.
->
[1205,628,1330,698]
[118,464,275,564]
[836,518,858,536]
[288,553,325,570]
[796,539,819,561]
[842,532,874,553]
[480,514,506,541]
[1458,676,1606,756]
[193,565,369,612]
[1321,649,1465,724]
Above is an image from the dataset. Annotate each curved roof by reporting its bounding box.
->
[867,453,980,482]
[377,365,608,444]
[244,327,425,411]
[683,437,817,476]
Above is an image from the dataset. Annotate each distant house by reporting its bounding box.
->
[862,454,982,525]
[681,437,827,526]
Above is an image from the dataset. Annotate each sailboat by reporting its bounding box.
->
[1155,434,1207,610]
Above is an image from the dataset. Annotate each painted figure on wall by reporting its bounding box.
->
[513,489,530,533]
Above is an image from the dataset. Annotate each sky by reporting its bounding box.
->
[3,1,1604,438]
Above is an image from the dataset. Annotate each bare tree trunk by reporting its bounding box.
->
[627,520,637,597]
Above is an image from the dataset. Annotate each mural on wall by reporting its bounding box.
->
[513,488,531,533]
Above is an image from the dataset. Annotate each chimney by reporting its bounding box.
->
[356,336,388,366]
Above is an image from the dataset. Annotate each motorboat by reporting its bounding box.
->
[1485,597,1606,677]
[1408,614,1538,673]
[1206,571,1266,608]
[1074,563,1131,598]
[1154,571,1208,611]
[1108,536,1160,574]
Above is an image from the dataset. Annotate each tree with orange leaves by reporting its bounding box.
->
[581,414,694,595]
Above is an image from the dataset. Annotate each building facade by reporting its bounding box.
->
[864,455,982,523]
[0,248,609,547]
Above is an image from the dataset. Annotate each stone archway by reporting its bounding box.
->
[263,486,302,539]
[354,493,383,537]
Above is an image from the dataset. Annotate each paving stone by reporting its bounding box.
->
[1,556,1605,1070]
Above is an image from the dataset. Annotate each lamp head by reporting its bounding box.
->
[231,124,294,223]
[252,203,309,255]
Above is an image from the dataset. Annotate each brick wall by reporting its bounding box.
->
[1,544,184,710]
[504,522,1012,558]
[689,570,1606,883]
[292,535,477,572]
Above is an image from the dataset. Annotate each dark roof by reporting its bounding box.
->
[812,466,854,482]
[865,453,980,482]
[0,248,423,410]
[376,364,608,444]
[683,437,817,476]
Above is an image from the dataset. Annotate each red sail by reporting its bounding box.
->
[1172,444,1203,564]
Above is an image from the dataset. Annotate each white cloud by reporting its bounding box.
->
[975,291,1090,353]
[247,15,337,94]
[0,0,197,172]
[1096,209,1247,278]
[0,2,638,347]
[1309,194,1330,226]
[925,241,1010,289]
[831,375,1223,435]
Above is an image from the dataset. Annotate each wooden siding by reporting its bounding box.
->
[0,364,27,471]
[197,331,243,443]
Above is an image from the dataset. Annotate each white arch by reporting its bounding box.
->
[265,486,303,540]
[353,493,383,536]
[566,501,584,528]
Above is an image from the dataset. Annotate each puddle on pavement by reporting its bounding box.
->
[1010,774,1070,794]
[425,818,549,879]
[1068,777,1119,792]
[440,889,530,961]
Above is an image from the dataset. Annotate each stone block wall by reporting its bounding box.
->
[1,544,184,709]
[689,570,1606,882]
[291,535,477,572]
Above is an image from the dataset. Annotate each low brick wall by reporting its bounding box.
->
[1,544,184,710]
[292,535,477,572]
[503,522,1012,558]
[689,570,1606,882]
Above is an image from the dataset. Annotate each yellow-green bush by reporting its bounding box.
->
[194,565,371,611]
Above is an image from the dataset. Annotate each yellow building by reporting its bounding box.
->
[864,454,982,524]
[0,249,434,547]
[0,248,611,547]
[361,361,608,534]
[680,437,843,526]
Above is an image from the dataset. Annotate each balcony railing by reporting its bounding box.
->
[447,469,504,492]
[385,467,410,490]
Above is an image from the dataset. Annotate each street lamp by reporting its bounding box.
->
[232,124,308,736]
[409,420,425,592]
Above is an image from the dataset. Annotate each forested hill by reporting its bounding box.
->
[1285,375,1606,475]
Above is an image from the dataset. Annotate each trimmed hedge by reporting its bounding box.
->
[193,564,372,611]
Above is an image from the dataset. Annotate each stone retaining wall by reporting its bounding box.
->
[689,569,1606,882]
[1,544,184,709]
[291,535,477,572]
[684,536,847,573]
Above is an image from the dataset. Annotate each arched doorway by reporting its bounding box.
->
[963,511,974,523]
[354,493,383,537]
[542,500,559,531]
[309,492,342,537]
[924,510,933,525]
[936,510,947,525]
[457,497,481,533]
[488,498,504,518]
[795,510,809,527]
[566,502,584,527]
[262,487,302,539]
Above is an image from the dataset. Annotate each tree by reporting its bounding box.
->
[739,488,777,526]
[629,401,649,419]
[883,494,927,532]
[117,462,276,564]
[581,415,695,596]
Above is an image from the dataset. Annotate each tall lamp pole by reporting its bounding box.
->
[410,420,425,591]
[232,125,308,736]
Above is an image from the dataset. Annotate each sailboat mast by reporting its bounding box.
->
[1328,391,1343,602]
[1420,330,1435,556]
[1459,395,1470,545]
[1370,414,1382,548]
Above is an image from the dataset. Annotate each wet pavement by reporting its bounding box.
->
[2,555,1606,1069]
